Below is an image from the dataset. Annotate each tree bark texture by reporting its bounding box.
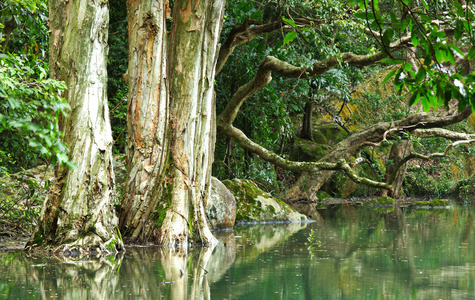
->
[27,0,123,253]
[119,0,170,242]
[158,0,224,248]
[121,0,224,248]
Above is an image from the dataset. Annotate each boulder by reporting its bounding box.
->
[222,178,307,222]
[206,177,236,229]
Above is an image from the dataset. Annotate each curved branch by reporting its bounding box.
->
[387,138,475,184]
[219,123,394,190]
[413,128,475,140]
[218,124,335,172]
[216,17,355,74]
[216,20,283,74]
[337,159,393,190]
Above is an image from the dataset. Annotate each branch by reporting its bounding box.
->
[387,137,475,184]
[413,128,475,140]
[217,41,410,127]
[216,20,282,74]
[218,123,394,190]
[216,17,335,75]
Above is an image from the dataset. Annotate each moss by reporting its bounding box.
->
[223,179,272,221]
[267,204,276,214]
[412,199,448,207]
[317,191,331,200]
[106,236,118,251]
[156,183,173,227]
[291,137,330,163]
[311,129,327,144]
[368,196,395,204]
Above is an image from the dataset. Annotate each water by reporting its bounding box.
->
[1,204,474,299]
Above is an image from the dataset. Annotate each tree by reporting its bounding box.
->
[26,0,123,253]
[214,0,475,202]
[119,0,225,247]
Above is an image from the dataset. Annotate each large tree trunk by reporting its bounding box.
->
[118,0,170,242]
[158,0,224,248]
[120,0,224,248]
[27,0,123,253]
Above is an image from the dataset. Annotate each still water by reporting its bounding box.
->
[1,204,474,299]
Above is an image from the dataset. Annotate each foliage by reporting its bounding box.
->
[214,0,374,189]
[0,53,71,171]
[107,0,128,154]
[0,0,49,57]
[0,167,51,232]
[0,0,72,173]
[352,0,475,112]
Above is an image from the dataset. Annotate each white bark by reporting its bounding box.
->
[27,0,123,253]
[158,0,225,248]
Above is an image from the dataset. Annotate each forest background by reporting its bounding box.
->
[1,0,475,252]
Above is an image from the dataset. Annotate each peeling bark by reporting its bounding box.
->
[158,0,224,248]
[27,0,123,253]
[119,0,170,243]
[120,0,224,248]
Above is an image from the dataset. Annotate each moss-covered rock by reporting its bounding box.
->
[222,178,307,222]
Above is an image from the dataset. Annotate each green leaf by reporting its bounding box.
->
[444,90,452,109]
[411,34,419,48]
[415,67,426,83]
[468,47,475,60]
[380,69,396,86]
[421,95,430,112]
[394,68,405,91]
[354,11,373,20]
[377,58,403,64]
[448,43,464,59]
[408,90,420,106]
[382,29,394,46]
[427,90,438,109]
[283,31,298,45]
[446,49,455,65]
[282,16,296,27]
[434,48,443,63]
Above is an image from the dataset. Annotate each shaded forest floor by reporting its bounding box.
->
[0,219,31,252]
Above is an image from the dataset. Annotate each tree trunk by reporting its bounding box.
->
[382,141,412,197]
[300,101,313,141]
[27,0,123,253]
[118,0,170,243]
[158,0,224,248]
[120,0,224,248]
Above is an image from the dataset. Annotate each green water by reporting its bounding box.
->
[1,204,474,299]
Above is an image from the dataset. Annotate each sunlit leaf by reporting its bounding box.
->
[283,31,298,45]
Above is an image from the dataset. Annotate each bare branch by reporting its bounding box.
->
[216,17,344,74]
[216,20,282,74]
[413,128,475,140]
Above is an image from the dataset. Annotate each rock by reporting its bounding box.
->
[222,178,307,222]
[206,177,236,229]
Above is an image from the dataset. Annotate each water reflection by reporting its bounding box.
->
[1,205,474,299]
